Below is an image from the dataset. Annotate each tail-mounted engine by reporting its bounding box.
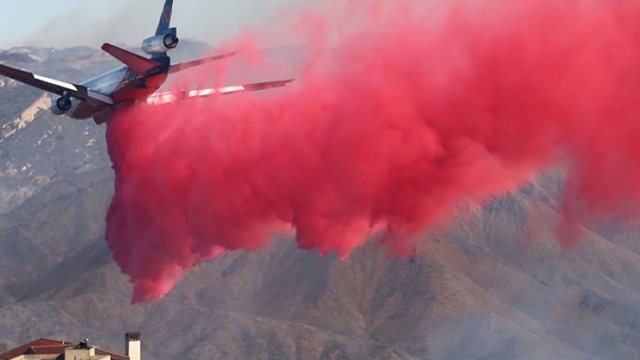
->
[141,27,179,55]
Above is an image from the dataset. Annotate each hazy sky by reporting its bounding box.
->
[0,0,322,49]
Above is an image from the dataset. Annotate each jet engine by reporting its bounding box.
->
[50,96,80,116]
[141,33,179,54]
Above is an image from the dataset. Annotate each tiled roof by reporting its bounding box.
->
[96,347,129,360]
[27,344,73,354]
[0,339,69,360]
[0,338,129,360]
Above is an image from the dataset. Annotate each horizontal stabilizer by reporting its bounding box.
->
[101,43,161,73]
[169,52,237,74]
[0,63,113,105]
[146,79,294,105]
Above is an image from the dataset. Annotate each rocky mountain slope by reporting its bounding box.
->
[2,45,640,359]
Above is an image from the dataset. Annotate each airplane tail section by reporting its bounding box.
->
[143,0,177,60]
[156,0,174,36]
[101,43,162,73]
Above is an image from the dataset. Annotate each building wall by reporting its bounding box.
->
[125,340,140,360]
[64,347,110,360]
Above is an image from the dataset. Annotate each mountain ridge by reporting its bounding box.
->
[2,44,640,359]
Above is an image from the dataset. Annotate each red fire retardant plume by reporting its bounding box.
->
[106,0,640,302]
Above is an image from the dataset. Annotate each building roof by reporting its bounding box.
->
[0,339,65,360]
[95,347,130,360]
[0,338,129,360]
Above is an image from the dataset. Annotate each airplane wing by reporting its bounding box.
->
[0,63,113,106]
[168,52,237,74]
[146,79,294,105]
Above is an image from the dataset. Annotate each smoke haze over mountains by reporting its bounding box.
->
[6,2,640,358]
[4,0,325,50]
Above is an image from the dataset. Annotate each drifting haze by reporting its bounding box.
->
[5,0,324,49]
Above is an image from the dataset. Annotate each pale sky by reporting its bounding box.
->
[0,0,323,49]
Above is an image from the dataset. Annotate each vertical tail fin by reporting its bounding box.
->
[155,0,174,36]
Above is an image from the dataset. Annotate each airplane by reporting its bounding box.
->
[0,0,293,125]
